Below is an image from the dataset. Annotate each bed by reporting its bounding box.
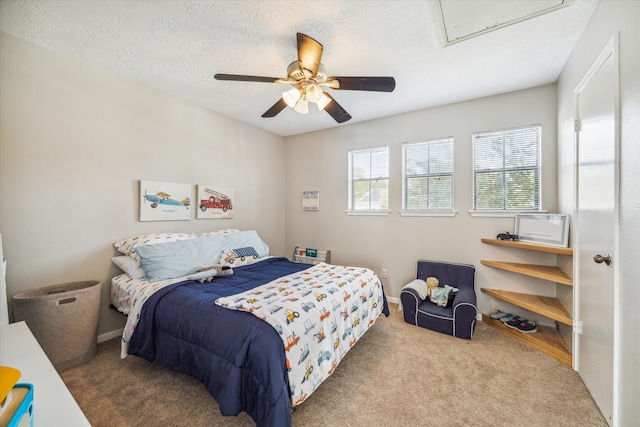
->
[110,230,389,427]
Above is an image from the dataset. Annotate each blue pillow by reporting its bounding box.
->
[135,234,227,282]
[135,230,269,282]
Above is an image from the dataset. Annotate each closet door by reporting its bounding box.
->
[574,37,618,426]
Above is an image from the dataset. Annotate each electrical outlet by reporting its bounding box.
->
[380,268,387,278]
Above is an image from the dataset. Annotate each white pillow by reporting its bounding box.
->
[220,247,261,267]
[197,229,240,238]
[114,232,196,262]
[112,256,147,279]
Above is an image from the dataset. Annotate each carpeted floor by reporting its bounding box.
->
[60,304,607,426]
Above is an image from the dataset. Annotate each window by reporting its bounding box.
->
[348,146,389,210]
[473,125,541,211]
[402,138,454,210]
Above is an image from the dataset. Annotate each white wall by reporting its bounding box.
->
[284,84,559,319]
[0,33,286,335]
[556,1,640,424]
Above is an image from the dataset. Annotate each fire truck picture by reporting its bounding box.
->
[199,188,233,212]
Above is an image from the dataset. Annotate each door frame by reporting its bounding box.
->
[573,33,620,423]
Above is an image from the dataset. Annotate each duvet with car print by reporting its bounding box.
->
[216,261,388,406]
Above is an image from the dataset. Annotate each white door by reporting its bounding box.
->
[575,38,618,426]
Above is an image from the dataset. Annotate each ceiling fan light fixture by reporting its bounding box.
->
[282,87,301,108]
[294,96,309,114]
[316,92,332,111]
[306,83,323,103]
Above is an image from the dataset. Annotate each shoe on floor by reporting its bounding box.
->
[515,319,537,334]
[499,313,516,323]
[489,309,507,320]
[504,316,522,328]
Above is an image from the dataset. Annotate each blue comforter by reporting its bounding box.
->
[129,257,389,426]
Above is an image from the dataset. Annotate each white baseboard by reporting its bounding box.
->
[98,328,123,343]
[386,296,401,311]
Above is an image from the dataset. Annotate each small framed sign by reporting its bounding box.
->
[515,214,570,247]
[302,190,320,211]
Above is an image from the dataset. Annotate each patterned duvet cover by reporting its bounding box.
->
[126,257,388,427]
[216,262,386,407]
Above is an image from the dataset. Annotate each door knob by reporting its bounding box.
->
[593,254,612,265]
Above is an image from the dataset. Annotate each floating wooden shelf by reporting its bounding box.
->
[481,238,573,256]
[480,260,573,286]
[481,288,573,326]
[480,237,573,366]
[482,314,571,367]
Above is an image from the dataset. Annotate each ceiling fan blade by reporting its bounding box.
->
[215,73,281,83]
[322,93,351,124]
[327,76,396,92]
[297,33,323,76]
[262,98,288,118]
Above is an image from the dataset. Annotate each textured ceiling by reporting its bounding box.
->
[0,0,598,137]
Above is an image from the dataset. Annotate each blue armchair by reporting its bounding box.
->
[400,260,477,339]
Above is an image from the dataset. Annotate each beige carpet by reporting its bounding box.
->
[61,304,607,426]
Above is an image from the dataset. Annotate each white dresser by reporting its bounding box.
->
[0,321,91,426]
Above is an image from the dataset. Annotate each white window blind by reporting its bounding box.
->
[473,125,541,210]
[402,138,454,210]
[348,146,389,210]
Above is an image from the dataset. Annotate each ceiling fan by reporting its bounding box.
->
[214,33,396,124]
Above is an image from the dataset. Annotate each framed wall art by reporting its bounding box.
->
[514,214,570,247]
[139,180,191,221]
[196,185,235,219]
[302,190,320,211]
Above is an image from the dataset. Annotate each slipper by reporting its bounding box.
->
[489,309,507,320]
[498,313,515,323]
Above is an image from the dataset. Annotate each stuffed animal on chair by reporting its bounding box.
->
[426,277,439,297]
[426,276,458,307]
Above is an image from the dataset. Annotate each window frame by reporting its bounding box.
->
[347,146,390,214]
[401,137,455,213]
[471,125,542,213]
